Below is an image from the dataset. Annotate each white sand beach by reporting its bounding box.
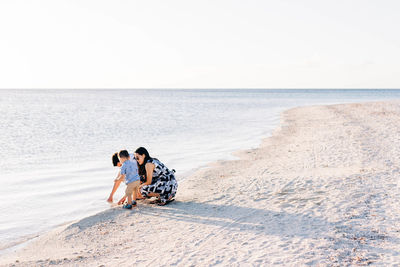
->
[2,101,400,266]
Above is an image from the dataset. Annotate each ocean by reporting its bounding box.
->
[1,89,400,251]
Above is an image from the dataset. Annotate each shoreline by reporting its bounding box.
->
[0,119,274,253]
[2,100,400,266]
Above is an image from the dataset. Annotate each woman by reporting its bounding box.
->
[135,147,178,205]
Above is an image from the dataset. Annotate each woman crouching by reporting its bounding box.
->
[135,147,178,205]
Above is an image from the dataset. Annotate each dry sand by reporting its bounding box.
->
[2,101,400,266]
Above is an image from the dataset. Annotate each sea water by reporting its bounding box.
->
[1,89,400,251]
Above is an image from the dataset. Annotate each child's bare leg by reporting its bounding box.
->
[127,194,133,205]
[133,187,137,202]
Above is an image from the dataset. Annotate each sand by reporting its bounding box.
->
[2,101,400,266]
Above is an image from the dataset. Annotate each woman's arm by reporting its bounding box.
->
[143,163,155,185]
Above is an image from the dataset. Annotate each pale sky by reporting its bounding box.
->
[0,0,399,89]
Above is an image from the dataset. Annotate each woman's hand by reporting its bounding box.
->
[139,183,147,189]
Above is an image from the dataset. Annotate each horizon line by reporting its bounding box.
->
[1,88,400,90]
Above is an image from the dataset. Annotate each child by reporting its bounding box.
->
[107,151,144,204]
[115,150,141,209]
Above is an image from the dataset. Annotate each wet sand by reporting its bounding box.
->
[2,101,400,266]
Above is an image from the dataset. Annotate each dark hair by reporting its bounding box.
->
[118,150,130,159]
[135,147,152,176]
[111,152,120,167]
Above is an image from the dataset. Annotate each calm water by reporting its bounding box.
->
[1,89,400,250]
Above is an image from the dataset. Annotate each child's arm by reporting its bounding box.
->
[107,171,122,202]
[117,195,127,205]
[115,173,125,182]
[115,173,127,204]
[107,180,122,202]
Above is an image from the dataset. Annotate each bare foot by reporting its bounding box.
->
[149,198,161,204]
[107,197,113,203]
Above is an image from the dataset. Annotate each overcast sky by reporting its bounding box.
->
[0,0,399,89]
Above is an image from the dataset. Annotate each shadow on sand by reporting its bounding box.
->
[66,199,399,263]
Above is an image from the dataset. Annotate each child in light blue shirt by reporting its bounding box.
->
[115,150,140,209]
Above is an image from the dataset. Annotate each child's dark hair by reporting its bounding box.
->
[111,152,120,167]
[118,150,130,159]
